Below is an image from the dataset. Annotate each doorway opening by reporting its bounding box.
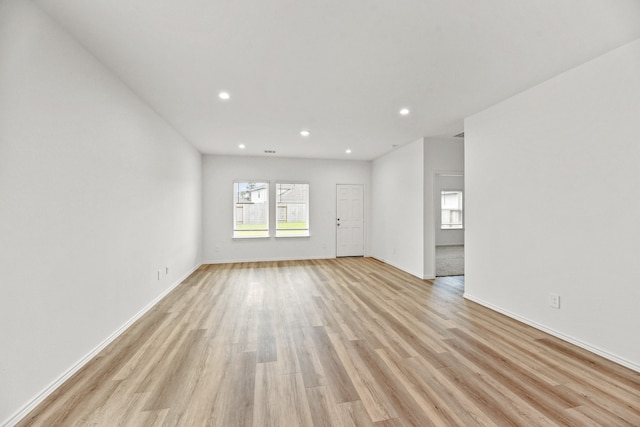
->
[435,174,464,277]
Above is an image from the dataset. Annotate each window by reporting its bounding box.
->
[276,183,309,236]
[441,190,463,229]
[234,181,269,238]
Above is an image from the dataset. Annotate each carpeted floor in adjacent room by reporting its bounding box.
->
[436,245,464,276]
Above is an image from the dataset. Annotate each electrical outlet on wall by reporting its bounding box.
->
[548,293,560,309]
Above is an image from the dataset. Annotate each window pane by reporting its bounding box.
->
[234,181,269,237]
[276,183,309,237]
[441,190,463,229]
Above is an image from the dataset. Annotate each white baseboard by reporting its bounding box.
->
[203,255,332,264]
[207,255,433,281]
[463,293,640,374]
[2,263,202,427]
[206,255,435,281]
[370,256,433,280]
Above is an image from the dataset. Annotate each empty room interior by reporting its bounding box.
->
[2,0,640,426]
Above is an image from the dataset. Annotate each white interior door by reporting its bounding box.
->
[336,184,364,257]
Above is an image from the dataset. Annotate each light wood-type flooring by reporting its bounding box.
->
[18,258,640,426]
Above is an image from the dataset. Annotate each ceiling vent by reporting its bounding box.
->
[453,132,465,138]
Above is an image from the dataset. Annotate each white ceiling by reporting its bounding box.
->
[34,0,640,160]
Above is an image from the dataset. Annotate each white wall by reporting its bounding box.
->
[371,139,424,278]
[423,138,464,278]
[0,1,202,424]
[435,175,465,246]
[371,137,464,279]
[465,39,640,371]
[202,155,371,262]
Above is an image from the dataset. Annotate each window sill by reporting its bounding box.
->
[275,234,311,238]
[232,235,270,239]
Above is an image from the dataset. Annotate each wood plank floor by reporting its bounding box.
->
[18,258,640,426]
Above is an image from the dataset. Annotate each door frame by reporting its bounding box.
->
[336,183,364,257]
[432,172,465,278]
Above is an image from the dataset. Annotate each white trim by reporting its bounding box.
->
[463,292,640,374]
[370,256,434,280]
[204,255,329,264]
[336,183,365,258]
[430,171,465,278]
[2,263,202,427]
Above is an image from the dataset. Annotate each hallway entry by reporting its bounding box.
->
[435,174,464,277]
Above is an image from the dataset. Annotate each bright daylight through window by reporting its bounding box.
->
[276,183,309,237]
[441,190,463,229]
[234,181,269,237]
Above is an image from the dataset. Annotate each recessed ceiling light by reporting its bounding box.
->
[399,108,410,116]
[346,149,352,154]
[300,130,310,137]
[238,144,245,149]
[218,91,230,100]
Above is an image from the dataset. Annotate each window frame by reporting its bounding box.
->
[440,189,464,230]
[275,182,310,238]
[233,180,270,238]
